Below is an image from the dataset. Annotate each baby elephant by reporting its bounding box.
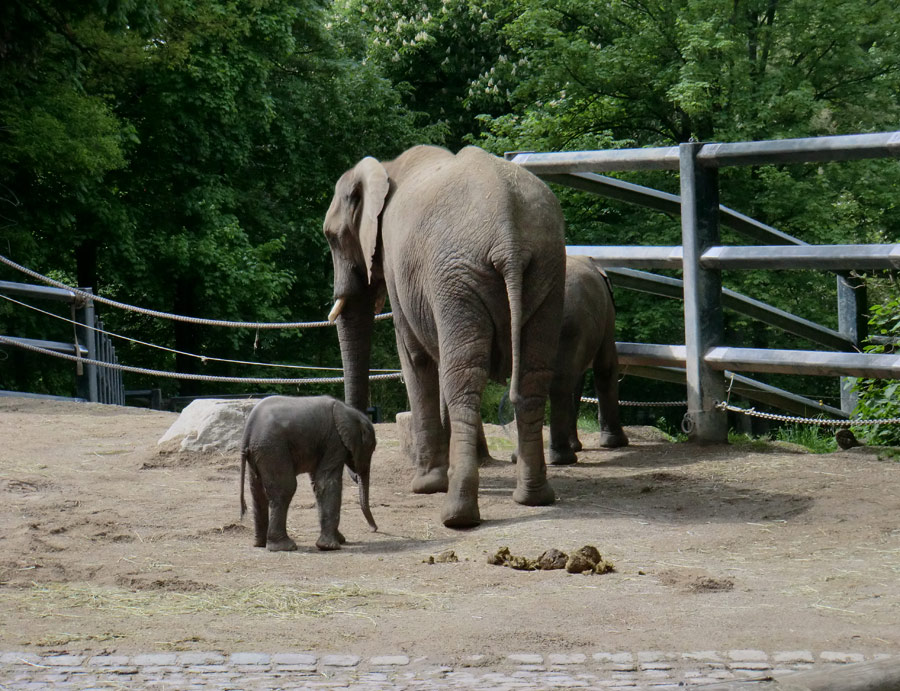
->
[549,255,629,464]
[239,395,377,551]
[504,256,629,465]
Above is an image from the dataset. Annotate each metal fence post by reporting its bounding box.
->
[75,288,99,403]
[837,273,867,414]
[680,142,727,442]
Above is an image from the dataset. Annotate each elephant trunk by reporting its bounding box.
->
[358,470,377,532]
[335,292,375,413]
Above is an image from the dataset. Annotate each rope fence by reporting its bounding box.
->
[3,252,899,427]
[0,293,399,373]
[0,335,403,386]
[0,253,392,329]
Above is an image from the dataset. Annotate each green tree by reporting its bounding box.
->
[472,0,900,412]
[1,0,418,401]
[333,0,519,150]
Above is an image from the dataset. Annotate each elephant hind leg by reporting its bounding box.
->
[248,463,269,548]
[397,323,449,495]
[265,473,298,552]
[438,342,491,528]
[512,287,558,504]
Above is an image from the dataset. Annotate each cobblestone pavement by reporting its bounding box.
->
[1,650,895,689]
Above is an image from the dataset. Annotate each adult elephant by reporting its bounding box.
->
[548,255,629,465]
[324,145,566,528]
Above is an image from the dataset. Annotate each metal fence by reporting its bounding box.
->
[509,131,900,443]
[0,280,124,404]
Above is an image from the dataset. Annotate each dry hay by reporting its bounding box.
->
[1,582,435,620]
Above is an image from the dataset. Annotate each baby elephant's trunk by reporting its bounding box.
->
[359,472,377,532]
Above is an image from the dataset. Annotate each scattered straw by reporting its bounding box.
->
[2,582,432,620]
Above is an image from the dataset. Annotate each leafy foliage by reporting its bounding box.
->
[2,0,900,421]
[1,0,417,399]
[854,290,900,446]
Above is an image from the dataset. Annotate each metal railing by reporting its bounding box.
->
[510,130,900,442]
[0,280,124,404]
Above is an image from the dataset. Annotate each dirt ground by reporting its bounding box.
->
[1,396,899,661]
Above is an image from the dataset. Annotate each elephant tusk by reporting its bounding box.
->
[327,298,346,323]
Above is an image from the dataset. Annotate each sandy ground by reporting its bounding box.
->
[1,396,898,661]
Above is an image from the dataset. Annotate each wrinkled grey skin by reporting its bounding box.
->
[548,255,629,464]
[324,145,566,529]
[240,395,377,551]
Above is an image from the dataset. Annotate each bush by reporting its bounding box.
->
[853,295,900,446]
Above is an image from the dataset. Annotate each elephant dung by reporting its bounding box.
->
[536,548,568,570]
[488,546,612,574]
[565,545,615,575]
[157,399,259,454]
[487,546,536,571]
[423,550,459,564]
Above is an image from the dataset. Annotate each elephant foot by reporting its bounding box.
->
[253,536,267,548]
[266,536,298,552]
[512,481,555,507]
[572,438,583,453]
[599,431,630,448]
[316,535,343,551]
[441,497,481,529]
[411,467,449,494]
[549,447,577,466]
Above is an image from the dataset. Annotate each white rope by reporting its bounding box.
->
[0,336,403,385]
[716,401,900,427]
[0,293,401,373]
[0,253,394,329]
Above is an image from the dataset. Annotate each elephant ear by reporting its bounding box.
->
[354,157,390,285]
[333,399,363,461]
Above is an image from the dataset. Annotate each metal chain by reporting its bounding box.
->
[0,253,393,329]
[0,336,403,386]
[581,396,686,407]
[716,400,900,427]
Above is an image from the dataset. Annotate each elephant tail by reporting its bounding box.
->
[503,261,525,406]
[240,444,248,518]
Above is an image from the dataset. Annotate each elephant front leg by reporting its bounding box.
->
[548,373,581,466]
[570,373,586,453]
[593,352,629,449]
[312,467,345,550]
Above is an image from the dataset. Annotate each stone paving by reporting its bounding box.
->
[0,649,894,689]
